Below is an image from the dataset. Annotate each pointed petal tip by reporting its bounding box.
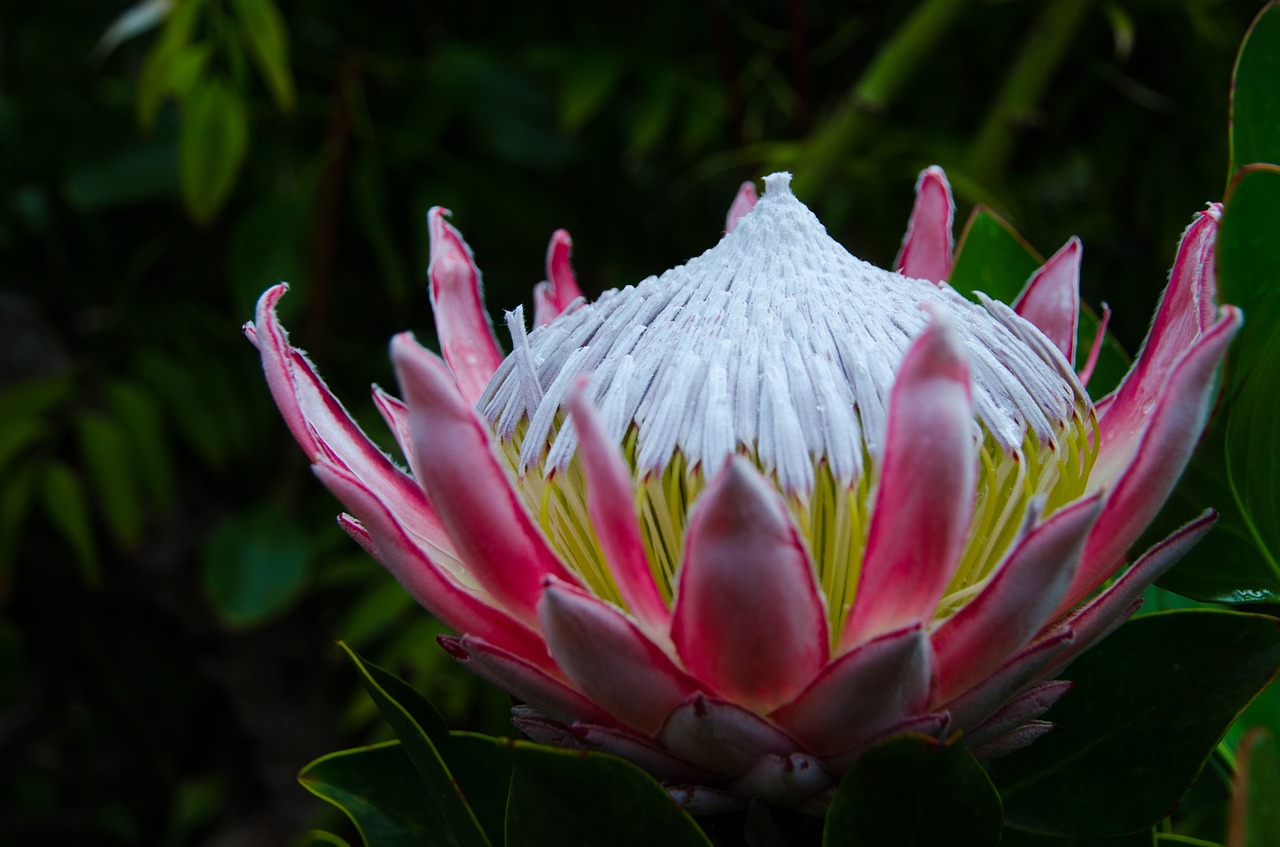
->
[896,166,955,283]
[424,206,503,403]
[911,307,971,388]
[544,227,583,310]
[1013,236,1082,364]
[674,453,827,710]
[724,181,759,234]
[842,312,974,646]
[437,634,468,660]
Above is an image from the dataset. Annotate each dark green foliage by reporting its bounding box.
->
[989,611,1280,838]
[1,0,1275,844]
[823,735,1002,847]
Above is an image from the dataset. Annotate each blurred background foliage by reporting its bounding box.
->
[0,0,1269,843]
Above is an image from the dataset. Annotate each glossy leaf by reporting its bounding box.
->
[1154,422,1278,604]
[504,739,713,847]
[1220,166,1280,383]
[230,0,296,112]
[301,832,354,847]
[1228,728,1280,847]
[441,733,515,845]
[75,411,143,546]
[1001,829,1155,846]
[339,643,492,847]
[299,742,439,847]
[1225,329,1280,592]
[39,461,101,584]
[1227,678,1280,753]
[949,208,1128,398]
[201,504,309,628]
[824,734,1002,847]
[1221,167,1280,591]
[949,206,1042,305]
[1230,3,1280,176]
[989,611,1280,838]
[179,78,249,222]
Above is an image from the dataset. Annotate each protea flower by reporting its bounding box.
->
[247,169,1240,812]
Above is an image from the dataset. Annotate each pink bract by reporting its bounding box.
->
[247,169,1239,812]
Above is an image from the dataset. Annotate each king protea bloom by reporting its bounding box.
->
[247,169,1239,812]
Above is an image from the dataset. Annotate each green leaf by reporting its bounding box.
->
[627,74,677,157]
[299,742,439,847]
[989,610,1280,838]
[136,350,229,465]
[559,53,624,131]
[504,740,713,847]
[1225,328,1280,588]
[201,504,309,628]
[441,733,515,844]
[1228,728,1280,847]
[301,832,355,847]
[104,380,175,507]
[39,461,101,584]
[1153,421,1279,603]
[949,206,1042,305]
[75,411,144,547]
[1000,827,1155,846]
[229,0,296,112]
[136,0,206,129]
[1230,3,1280,176]
[947,211,1130,399]
[0,463,37,590]
[339,643,492,847]
[179,78,249,223]
[339,577,416,647]
[823,734,1002,847]
[0,376,72,423]
[0,418,44,480]
[166,775,226,847]
[1219,165,1280,383]
[1228,677,1280,752]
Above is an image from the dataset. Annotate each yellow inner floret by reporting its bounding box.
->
[497,398,1097,646]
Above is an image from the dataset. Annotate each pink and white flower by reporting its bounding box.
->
[247,168,1239,812]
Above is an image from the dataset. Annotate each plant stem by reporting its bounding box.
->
[965,0,1094,184]
[792,0,969,196]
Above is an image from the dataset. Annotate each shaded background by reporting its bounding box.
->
[0,0,1264,843]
